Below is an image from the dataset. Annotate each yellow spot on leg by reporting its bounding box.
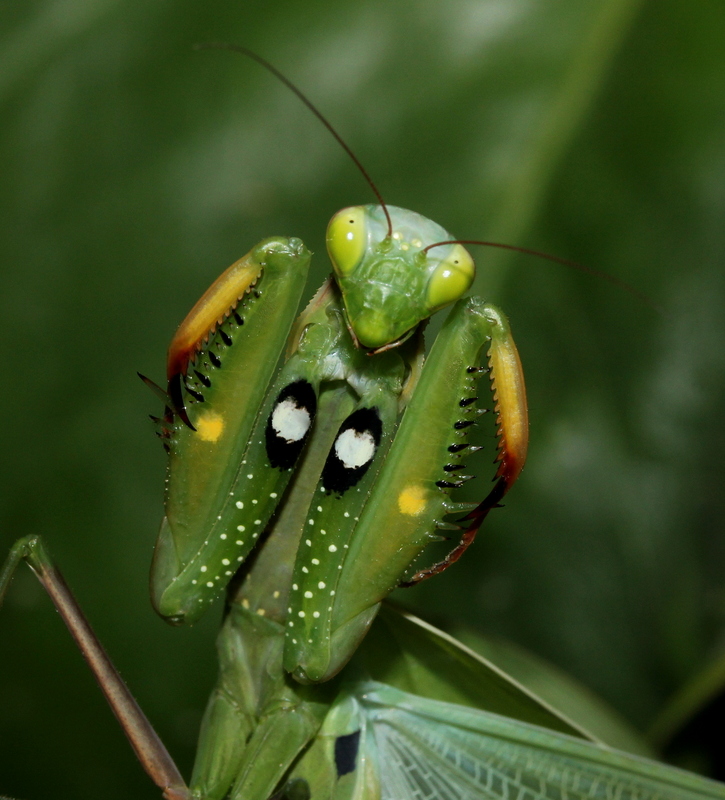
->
[195,411,224,442]
[398,484,428,516]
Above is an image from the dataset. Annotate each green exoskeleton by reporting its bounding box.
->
[3,48,725,800]
[152,204,527,682]
[147,201,528,797]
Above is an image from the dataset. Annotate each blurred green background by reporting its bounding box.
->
[1,0,724,797]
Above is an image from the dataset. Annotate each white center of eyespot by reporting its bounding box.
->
[335,429,375,469]
[272,397,311,443]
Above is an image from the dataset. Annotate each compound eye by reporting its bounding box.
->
[327,206,367,277]
[426,244,475,310]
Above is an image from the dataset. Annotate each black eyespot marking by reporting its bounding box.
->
[444,464,466,472]
[266,380,317,470]
[219,329,232,347]
[459,396,478,407]
[209,351,222,368]
[334,730,361,777]
[321,407,382,495]
[233,311,244,325]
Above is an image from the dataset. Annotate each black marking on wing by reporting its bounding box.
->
[321,407,382,495]
[334,730,361,777]
[265,380,317,470]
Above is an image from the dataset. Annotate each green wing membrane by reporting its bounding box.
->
[292,681,725,800]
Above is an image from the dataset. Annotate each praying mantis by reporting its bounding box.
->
[2,33,725,800]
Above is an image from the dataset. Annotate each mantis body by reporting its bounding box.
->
[3,50,725,800]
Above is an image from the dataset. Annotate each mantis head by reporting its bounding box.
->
[327,205,475,351]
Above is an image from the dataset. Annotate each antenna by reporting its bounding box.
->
[194,42,393,238]
[424,239,659,312]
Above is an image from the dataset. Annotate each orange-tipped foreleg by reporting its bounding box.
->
[402,302,528,585]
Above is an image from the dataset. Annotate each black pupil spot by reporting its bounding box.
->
[334,730,361,777]
[265,380,317,470]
